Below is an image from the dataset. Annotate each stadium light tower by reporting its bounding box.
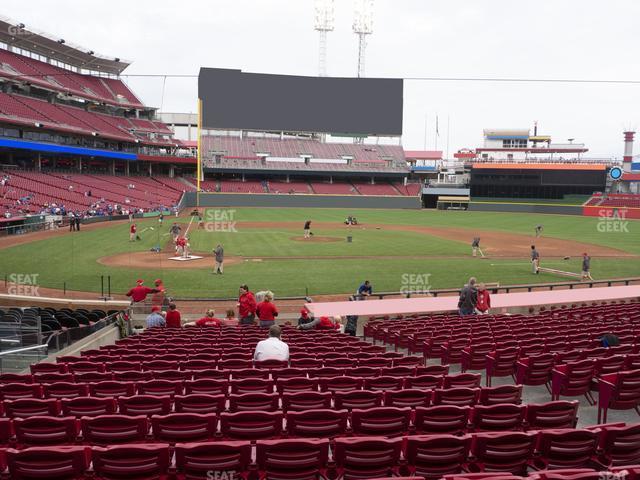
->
[353,0,374,78]
[314,0,335,77]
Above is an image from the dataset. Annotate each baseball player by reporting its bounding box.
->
[531,245,540,274]
[303,220,312,239]
[581,252,593,281]
[535,224,544,237]
[471,237,481,257]
[129,223,137,242]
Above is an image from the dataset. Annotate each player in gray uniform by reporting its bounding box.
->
[531,245,540,274]
[471,237,481,257]
[581,252,593,281]
[535,224,543,237]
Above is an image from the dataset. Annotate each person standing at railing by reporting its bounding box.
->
[126,279,160,305]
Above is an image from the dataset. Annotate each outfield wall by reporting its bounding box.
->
[469,202,583,216]
[183,192,421,209]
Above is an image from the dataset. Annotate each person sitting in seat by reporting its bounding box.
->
[145,306,165,328]
[185,309,223,327]
[254,325,289,361]
[222,308,239,327]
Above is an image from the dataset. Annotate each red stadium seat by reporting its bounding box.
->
[80,415,148,445]
[596,423,640,468]
[334,390,384,410]
[174,394,226,414]
[89,381,136,398]
[468,431,536,475]
[6,446,91,479]
[516,353,555,387]
[414,405,471,435]
[551,359,596,404]
[137,379,184,396]
[351,406,411,436]
[150,413,218,443]
[0,383,42,400]
[597,369,640,423]
[275,377,319,394]
[92,444,171,479]
[525,401,579,430]
[118,395,172,416]
[485,346,520,386]
[333,437,402,479]
[319,376,363,392]
[61,397,117,418]
[219,411,283,440]
[468,404,526,432]
[383,389,431,409]
[13,416,79,446]
[406,434,472,479]
[184,378,229,395]
[42,382,89,399]
[256,438,330,480]
[443,373,482,389]
[228,392,280,412]
[404,374,443,390]
[3,398,60,418]
[229,378,274,394]
[174,441,252,479]
[285,409,348,437]
[530,429,599,471]
[281,391,332,412]
[432,388,480,407]
[363,376,405,391]
[479,385,523,406]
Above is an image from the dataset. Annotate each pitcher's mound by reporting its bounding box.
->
[290,236,343,243]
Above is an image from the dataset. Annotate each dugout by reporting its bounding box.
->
[437,195,470,210]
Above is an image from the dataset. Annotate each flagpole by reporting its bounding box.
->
[434,114,439,151]
[446,115,451,160]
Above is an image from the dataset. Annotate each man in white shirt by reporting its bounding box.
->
[253,325,289,362]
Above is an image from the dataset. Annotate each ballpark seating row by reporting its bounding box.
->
[201,134,407,163]
[1,426,640,478]
[587,193,640,208]
[1,170,185,215]
[0,399,580,441]
[0,48,142,107]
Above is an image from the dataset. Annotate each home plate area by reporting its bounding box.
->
[168,255,204,262]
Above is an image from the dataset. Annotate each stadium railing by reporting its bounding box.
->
[0,311,121,374]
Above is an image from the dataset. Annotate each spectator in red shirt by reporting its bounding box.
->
[165,303,182,328]
[256,292,278,328]
[126,279,159,304]
[186,309,222,327]
[223,309,239,327]
[475,283,491,314]
[238,284,257,326]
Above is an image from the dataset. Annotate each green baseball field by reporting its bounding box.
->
[1,207,638,299]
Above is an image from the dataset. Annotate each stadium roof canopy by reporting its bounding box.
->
[0,15,131,75]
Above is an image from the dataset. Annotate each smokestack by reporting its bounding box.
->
[623,131,635,172]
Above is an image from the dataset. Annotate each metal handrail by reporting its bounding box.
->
[0,342,48,357]
[173,277,640,302]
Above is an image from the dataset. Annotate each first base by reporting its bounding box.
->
[168,255,204,262]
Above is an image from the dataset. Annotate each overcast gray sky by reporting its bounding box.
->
[8,1,640,157]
